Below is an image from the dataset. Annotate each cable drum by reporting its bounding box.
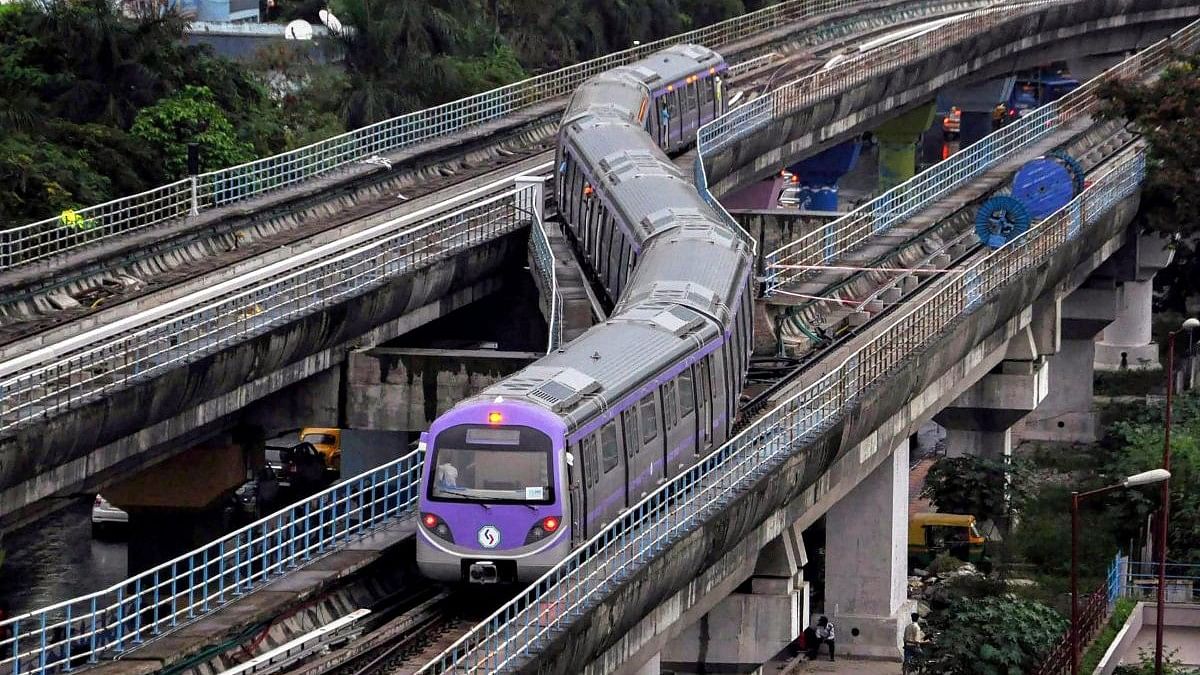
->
[1012,154,1079,220]
[974,194,1032,249]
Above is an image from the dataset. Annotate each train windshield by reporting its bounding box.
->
[428,425,554,505]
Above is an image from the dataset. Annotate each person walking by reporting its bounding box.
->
[903,612,927,668]
[816,616,836,661]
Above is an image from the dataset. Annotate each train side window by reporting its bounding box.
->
[663,381,678,430]
[600,422,619,473]
[639,395,658,443]
[622,409,640,454]
[679,368,695,416]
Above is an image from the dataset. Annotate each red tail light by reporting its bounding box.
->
[423,513,439,529]
[542,516,560,532]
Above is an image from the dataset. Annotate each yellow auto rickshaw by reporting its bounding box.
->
[908,512,988,569]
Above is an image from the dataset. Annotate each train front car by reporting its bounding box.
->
[416,398,570,585]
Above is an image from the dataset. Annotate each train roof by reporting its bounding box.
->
[476,300,721,432]
[619,44,724,89]
[562,118,721,248]
[564,74,648,124]
[618,226,752,326]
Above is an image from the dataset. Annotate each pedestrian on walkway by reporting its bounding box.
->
[816,615,836,661]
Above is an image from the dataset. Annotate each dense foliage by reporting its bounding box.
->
[0,0,767,225]
[0,0,298,223]
[924,596,1067,675]
[1098,52,1200,310]
[1099,392,1200,564]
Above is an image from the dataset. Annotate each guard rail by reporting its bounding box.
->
[0,452,423,675]
[0,165,551,434]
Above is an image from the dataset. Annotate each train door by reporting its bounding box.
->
[638,394,664,488]
[661,380,681,478]
[568,440,586,543]
[595,421,626,519]
[678,366,699,463]
[697,357,714,452]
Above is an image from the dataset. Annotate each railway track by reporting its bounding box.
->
[286,588,515,675]
[736,116,1141,426]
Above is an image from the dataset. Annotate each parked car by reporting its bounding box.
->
[91,494,128,536]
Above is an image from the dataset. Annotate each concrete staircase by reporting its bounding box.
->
[544,222,597,344]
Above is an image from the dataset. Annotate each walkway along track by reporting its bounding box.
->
[739,117,1141,421]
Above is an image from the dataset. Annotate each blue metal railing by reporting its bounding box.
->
[0,449,425,674]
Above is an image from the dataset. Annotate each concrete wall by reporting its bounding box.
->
[703,0,1198,198]
[517,181,1142,673]
[346,348,537,431]
[0,232,524,528]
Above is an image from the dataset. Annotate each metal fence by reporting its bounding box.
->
[522,177,564,353]
[0,167,550,434]
[414,117,1151,675]
[750,7,1196,296]
[0,0,961,272]
[0,449,425,675]
[1032,556,1125,675]
[1124,560,1200,604]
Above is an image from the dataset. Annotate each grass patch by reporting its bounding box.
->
[1082,597,1138,673]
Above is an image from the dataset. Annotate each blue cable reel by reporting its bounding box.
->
[1049,149,1086,194]
[975,194,1032,249]
[1012,155,1077,220]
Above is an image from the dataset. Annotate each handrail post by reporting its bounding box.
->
[189,176,200,217]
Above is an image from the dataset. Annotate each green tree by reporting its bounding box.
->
[925,596,1066,675]
[921,455,1029,524]
[1098,52,1200,311]
[130,86,255,178]
[1099,391,1200,564]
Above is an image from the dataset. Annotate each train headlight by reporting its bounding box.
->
[524,515,563,544]
[421,512,454,543]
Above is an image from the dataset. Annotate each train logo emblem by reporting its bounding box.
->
[478,525,501,548]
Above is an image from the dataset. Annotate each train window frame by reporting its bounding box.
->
[622,409,640,455]
[639,394,658,444]
[679,367,696,417]
[663,381,678,430]
[582,435,598,486]
[600,422,619,474]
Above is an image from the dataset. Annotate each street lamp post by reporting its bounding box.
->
[1155,317,1198,675]
[1071,469,1171,675]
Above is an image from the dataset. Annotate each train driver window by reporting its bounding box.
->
[639,395,658,444]
[679,368,695,416]
[600,422,619,473]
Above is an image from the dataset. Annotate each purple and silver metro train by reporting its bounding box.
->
[417,43,754,585]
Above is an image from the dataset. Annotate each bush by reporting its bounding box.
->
[926,596,1067,674]
[1082,597,1137,673]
